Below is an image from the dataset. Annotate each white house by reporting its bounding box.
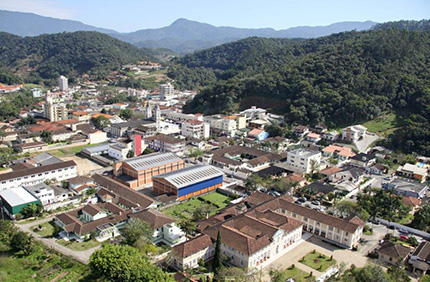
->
[286,148,321,174]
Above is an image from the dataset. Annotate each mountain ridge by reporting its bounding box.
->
[0,10,377,54]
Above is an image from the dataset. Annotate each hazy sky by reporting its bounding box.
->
[0,0,428,32]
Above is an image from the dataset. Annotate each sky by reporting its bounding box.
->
[0,0,428,32]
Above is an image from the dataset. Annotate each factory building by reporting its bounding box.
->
[153,165,223,201]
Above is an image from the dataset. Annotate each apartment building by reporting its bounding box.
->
[181,120,210,139]
[286,148,322,173]
[44,102,68,122]
[146,135,186,156]
[204,115,239,136]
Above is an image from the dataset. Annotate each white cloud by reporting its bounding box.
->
[0,0,75,19]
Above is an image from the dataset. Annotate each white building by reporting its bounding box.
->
[341,125,367,142]
[286,148,322,174]
[44,102,68,122]
[31,88,43,98]
[58,75,68,91]
[23,182,55,205]
[0,160,77,191]
[204,115,238,136]
[181,120,210,139]
[159,82,174,100]
[164,111,203,123]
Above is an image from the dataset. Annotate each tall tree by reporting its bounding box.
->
[121,218,153,246]
[213,231,223,277]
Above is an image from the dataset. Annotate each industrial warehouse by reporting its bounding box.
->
[113,152,185,188]
[153,165,224,201]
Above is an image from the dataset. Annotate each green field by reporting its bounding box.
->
[278,265,314,282]
[300,251,336,272]
[46,142,106,157]
[199,192,232,208]
[0,241,92,282]
[162,192,233,219]
[362,112,398,136]
[58,239,100,251]
[32,221,56,237]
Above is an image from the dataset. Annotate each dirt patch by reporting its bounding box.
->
[61,155,103,176]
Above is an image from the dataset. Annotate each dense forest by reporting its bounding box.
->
[0,31,152,85]
[170,21,430,155]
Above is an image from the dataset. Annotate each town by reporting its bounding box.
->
[0,69,429,282]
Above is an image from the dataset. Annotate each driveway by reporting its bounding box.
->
[354,133,380,153]
[16,216,101,264]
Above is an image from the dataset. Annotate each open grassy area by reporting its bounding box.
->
[58,239,100,251]
[362,112,398,137]
[279,265,314,282]
[46,142,106,157]
[421,274,430,282]
[0,241,92,282]
[162,192,232,220]
[32,221,56,237]
[300,251,336,272]
[199,192,232,208]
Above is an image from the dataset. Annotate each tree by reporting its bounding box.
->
[89,244,174,282]
[410,205,430,232]
[121,218,153,246]
[387,264,411,282]
[186,148,204,161]
[10,231,34,255]
[0,220,18,244]
[119,109,133,120]
[127,150,135,158]
[192,203,215,221]
[178,217,197,238]
[213,231,223,277]
[216,267,254,282]
[142,147,156,155]
[91,116,111,130]
[308,159,320,179]
[20,203,43,219]
[333,201,369,221]
[40,130,53,144]
[245,174,264,192]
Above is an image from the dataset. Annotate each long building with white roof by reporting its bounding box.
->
[113,152,185,188]
[0,187,40,219]
[153,165,223,201]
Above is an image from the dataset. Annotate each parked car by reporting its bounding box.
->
[383,177,392,181]
[388,225,395,230]
[294,200,303,205]
[398,228,409,234]
[305,204,312,208]
[311,200,320,206]
[299,197,307,202]
[400,235,408,241]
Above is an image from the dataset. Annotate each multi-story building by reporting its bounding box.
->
[164,110,204,124]
[0,160,77,191]
[181,120,210,139]
[204,115,238,136]
[31,88,42,98]
[44,102,68,122]
[341,125,367,142]
[58,75,68,91]
[286,148,321,173]
[23,182,55,205]
[159,82,174,100]
[113,152,185,188]
[146,135,186,156]
[153,165,223,201]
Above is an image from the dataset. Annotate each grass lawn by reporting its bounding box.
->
[280,265,314,282]
[421,274,430,282]
[47,142,106,157]
[396,213,414,225]
[162,198,205,219]
[362,112,398,137]
[299,251,336,272]
[58,239,100,251]
[0,241,92,282]
[364,229,373,235]
[32,221,56,237]
[199,192,232,209]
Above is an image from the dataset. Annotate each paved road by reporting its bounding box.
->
[16,216,101,264]
[355,133,380,153]
[376,217,430,240]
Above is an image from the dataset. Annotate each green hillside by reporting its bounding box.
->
[170,22,430,155]
[0,31,152,85]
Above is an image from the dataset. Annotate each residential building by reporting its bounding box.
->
[248,128,269,141]
[172,234,214,269]
[322,145,356,161]
[72,111,91,122]
[286,149,322,174]
[378,241,411,265]
[204,115,239,136]
[13,141,48,153]
[160,82,174,100]
[0,187,40,219]
[146,134,186,156]
[23,182,55,205]
[396,163,428,183]
[58,75,68,91]
[409,241,430,273]
[0,160,77,191]
[293,125,309,137]
[110,120,155,138]
[112,152,185,188]
[341,125,367,142]
[350,153,377,167]
[164,111,204,124]
[31,88,42,98]
[382,179,428,199]
[44,102,68,122]
[322,131,339,141]
[239,106,267,121]
[68,176,95,194]
[153,165,223,201]
[181,120,210,139]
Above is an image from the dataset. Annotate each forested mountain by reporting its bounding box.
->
[174,25,430,155]
[113,18,376,54]
[0,31,151,85]
[0,10,117,36]
[373,19,430,31]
